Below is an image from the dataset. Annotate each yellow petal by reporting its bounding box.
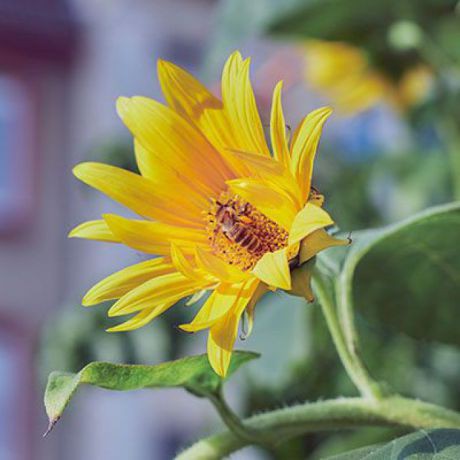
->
[179,283,240,332]
[68,220,120,243]
[158,59,222,121]
[222,53,270,157]
[194,247,247,283]
[116,96,233,193]
[108,271,208,317]
[158,58,251,177]
[103,214,207,255]
[133,139,210,212]
[228,148,302,207]
[82,258,174,306]
[290,107,332,201]
[106,302,174,332]
[288,203,334,245]
[299,228,350,264]
[243,282,268,339]
[207,278,259,376]
[185,289,208,306]
[73,162,201,227]
[226,178,298,230]
[252,247,291,290]
[170,243,205,282]
[228,147,286,177]
[270,81,290,167]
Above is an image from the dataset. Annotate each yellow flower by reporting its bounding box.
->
[397,64,434,108]
[304,40,433,114]
[70,51,347,377]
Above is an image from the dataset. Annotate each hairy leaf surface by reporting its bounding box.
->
[327,429,460,459]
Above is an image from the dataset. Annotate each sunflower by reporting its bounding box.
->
[70,51,347,377]
[304,40,433,114]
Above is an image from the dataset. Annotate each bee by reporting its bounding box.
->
[309,186,324,206]
[214,201,262,254]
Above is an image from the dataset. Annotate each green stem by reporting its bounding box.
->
[176,396,460,459]
[313,271,383,400]
[335,263,361,351]
[207,389,274,449]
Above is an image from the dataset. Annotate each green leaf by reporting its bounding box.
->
[325,443,384,459]
[434,17,460,62]
[328,202,460,346]
[266,0,395,43]
[326,429,460,459]
[266,0,457,43]
[43,351,258,435]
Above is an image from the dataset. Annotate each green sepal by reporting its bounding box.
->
[288,258,316,302]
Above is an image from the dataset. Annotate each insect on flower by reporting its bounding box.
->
[213,199,262,254]
[69,51,350,377]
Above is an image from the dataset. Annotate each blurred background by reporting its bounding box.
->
[1,0,459,458]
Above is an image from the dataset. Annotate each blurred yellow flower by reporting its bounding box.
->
[70,51,347,377]
[304,40,433,114]
[397,64,434,108]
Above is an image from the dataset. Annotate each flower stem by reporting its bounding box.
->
[207,389,275,449]
[176,396,460,459]
[312,270,383,400]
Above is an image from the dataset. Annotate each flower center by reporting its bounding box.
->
[206,192,289,271]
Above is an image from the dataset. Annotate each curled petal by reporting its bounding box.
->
[207,278,259,376]
[290,107,332,201]
[179,283,240,332]
[170,243,204,282]
[243,282,269,339]
[270,81,290,167]
[289,203,334,245]
[252,247,291,290]
[69,220,119,243]
[299,228,350,264]
[289,258,316,302]
[185,289,208,306]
